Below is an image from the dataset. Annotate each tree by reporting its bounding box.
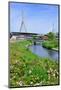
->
[47,32,55,40]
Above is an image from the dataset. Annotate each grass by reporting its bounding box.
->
[9,40,59,87]
[42,40,58,49]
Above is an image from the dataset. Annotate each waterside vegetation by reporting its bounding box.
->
[42,32,58,51]
[10,40,59,87]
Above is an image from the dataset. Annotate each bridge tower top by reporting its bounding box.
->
[20,10,27,33]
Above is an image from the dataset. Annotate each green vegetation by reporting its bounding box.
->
[48,32,56,40]
[42,32,58,50]
[32,35,37,39]
[10,40,59,87]
[42,40,58,49]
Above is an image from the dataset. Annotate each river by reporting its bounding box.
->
[29,44,58,61]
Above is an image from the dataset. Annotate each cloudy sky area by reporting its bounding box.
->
[10,2,58,34]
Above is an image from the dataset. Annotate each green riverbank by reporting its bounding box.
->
[42,40,58,51]
[10,40,59,87]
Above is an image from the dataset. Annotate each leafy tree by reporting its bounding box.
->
[47,32,55,40]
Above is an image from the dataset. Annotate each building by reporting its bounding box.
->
[41,35,48,40]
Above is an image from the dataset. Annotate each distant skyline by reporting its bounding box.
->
[10,2,59,34]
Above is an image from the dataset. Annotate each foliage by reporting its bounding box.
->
[42,32,58,49]
[47,32,55,40]
[32,35,37,40]
[42,40,58,49]
[10,40,59,87]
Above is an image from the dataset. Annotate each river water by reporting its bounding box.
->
[29,44,58,61]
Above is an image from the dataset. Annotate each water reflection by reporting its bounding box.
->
[29,45,58,61]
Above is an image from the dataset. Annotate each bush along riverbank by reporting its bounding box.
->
[42,32,58,51]
[10,40,59,87]
[42,40,58,50]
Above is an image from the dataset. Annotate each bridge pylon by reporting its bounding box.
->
[20,10,27,33]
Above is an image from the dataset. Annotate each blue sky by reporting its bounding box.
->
[10,2,58,34]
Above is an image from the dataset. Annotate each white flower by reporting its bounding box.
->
[29,70,32,74]
[53,73,55,77]
[30,81,33,85]
[19,81,23,86]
